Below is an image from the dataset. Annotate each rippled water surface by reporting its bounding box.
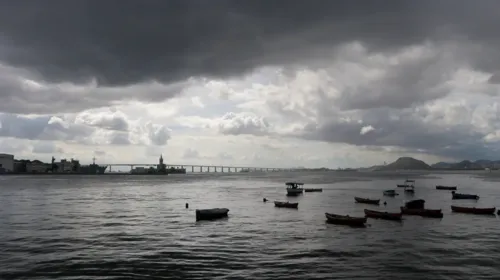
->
[1,172,500,279]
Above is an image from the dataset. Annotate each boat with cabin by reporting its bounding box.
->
[451,191,479,200]
[451,205,495,215]
[354,197,380,205]
[436,185,457,190]
[404,185,415,194]
[286,182,304,196]
[364,209,403,221]
[274,201,299,208]
[325,213,367,226]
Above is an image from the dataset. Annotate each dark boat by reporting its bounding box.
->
[364,209,403,221]
[397,179,415,188]
[304,188,323,192]
[400,207,443,218]
[436,185,457,190]
[195,208,229,221]
[451,206,495,215]
[354,197,380,205]
[274,201,299,208]
[451,191,479,200]
[498,209,500,215]
[325,213,367,226]
[405,199,426,209]
[383,190,399,196]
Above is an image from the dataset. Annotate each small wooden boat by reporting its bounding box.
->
[325,213,367,226]
[404,185,415,194]
[274,201,299,208]
[451,191,479,200]
[397,179,415,188]
[364,209,403,221]
[451,205,495,215]
[436,185,457,190]
[195,208,229,221]
[400,207,443,218]
[286,182,304,196]
[405,199,425,209]
[354,197,380,205]
[304,188,323,192]
[383,190,398,196]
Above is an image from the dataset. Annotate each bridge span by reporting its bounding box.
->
[100,163,303,173]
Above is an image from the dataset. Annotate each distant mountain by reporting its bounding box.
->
[431,159,500,170]
[376,157,431,171]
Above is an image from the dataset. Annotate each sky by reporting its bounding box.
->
[1,0,500,168]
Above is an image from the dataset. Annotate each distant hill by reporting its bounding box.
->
[431,159,500,170]
[376,157,431,171]
[358,157,500,171]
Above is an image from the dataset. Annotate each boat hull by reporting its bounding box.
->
[354,197,380,205]
[436,185,457,190]
[325,213,366,226]
[451,206,495,215]
[400,207,443,218]
[364,209,403,221]
[452,193,479,200]
[274,201,299,208]
[383,190,398,196]
[195,208,229,221]
[304,188,323,192]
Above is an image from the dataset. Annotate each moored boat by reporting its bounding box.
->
[451,191,479,200]
[304,188,323,192]
[286,182,304,196]
[325,213,367,226]
[195,208,230,221]
[451,205,495,215]
[400,207,443,218]
[405,199,425,209]
[397,179,415,188]
[436,185,457,190]
[364,209,403,221]
[354,197,380,205]
[383,190,398,196]
[404,185,415,194]
[274,201,299,208]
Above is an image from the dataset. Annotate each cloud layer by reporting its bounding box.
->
[2,1,500,167]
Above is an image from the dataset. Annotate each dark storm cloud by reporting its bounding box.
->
[1,0,499,86]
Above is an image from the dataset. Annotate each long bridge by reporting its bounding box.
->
[101,163,305,173]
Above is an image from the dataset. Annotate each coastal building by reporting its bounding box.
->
[26,160,49,173]
[0,153,14,173]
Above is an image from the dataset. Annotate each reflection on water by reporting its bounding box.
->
[0,172,499,279]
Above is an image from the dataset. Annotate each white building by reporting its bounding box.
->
[0,153,14,172]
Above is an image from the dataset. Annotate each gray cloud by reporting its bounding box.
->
[1,0,500,87]
[32,141,64,154]
[295,107,500,160]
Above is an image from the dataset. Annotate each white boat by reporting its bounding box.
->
[286,182,304,196]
